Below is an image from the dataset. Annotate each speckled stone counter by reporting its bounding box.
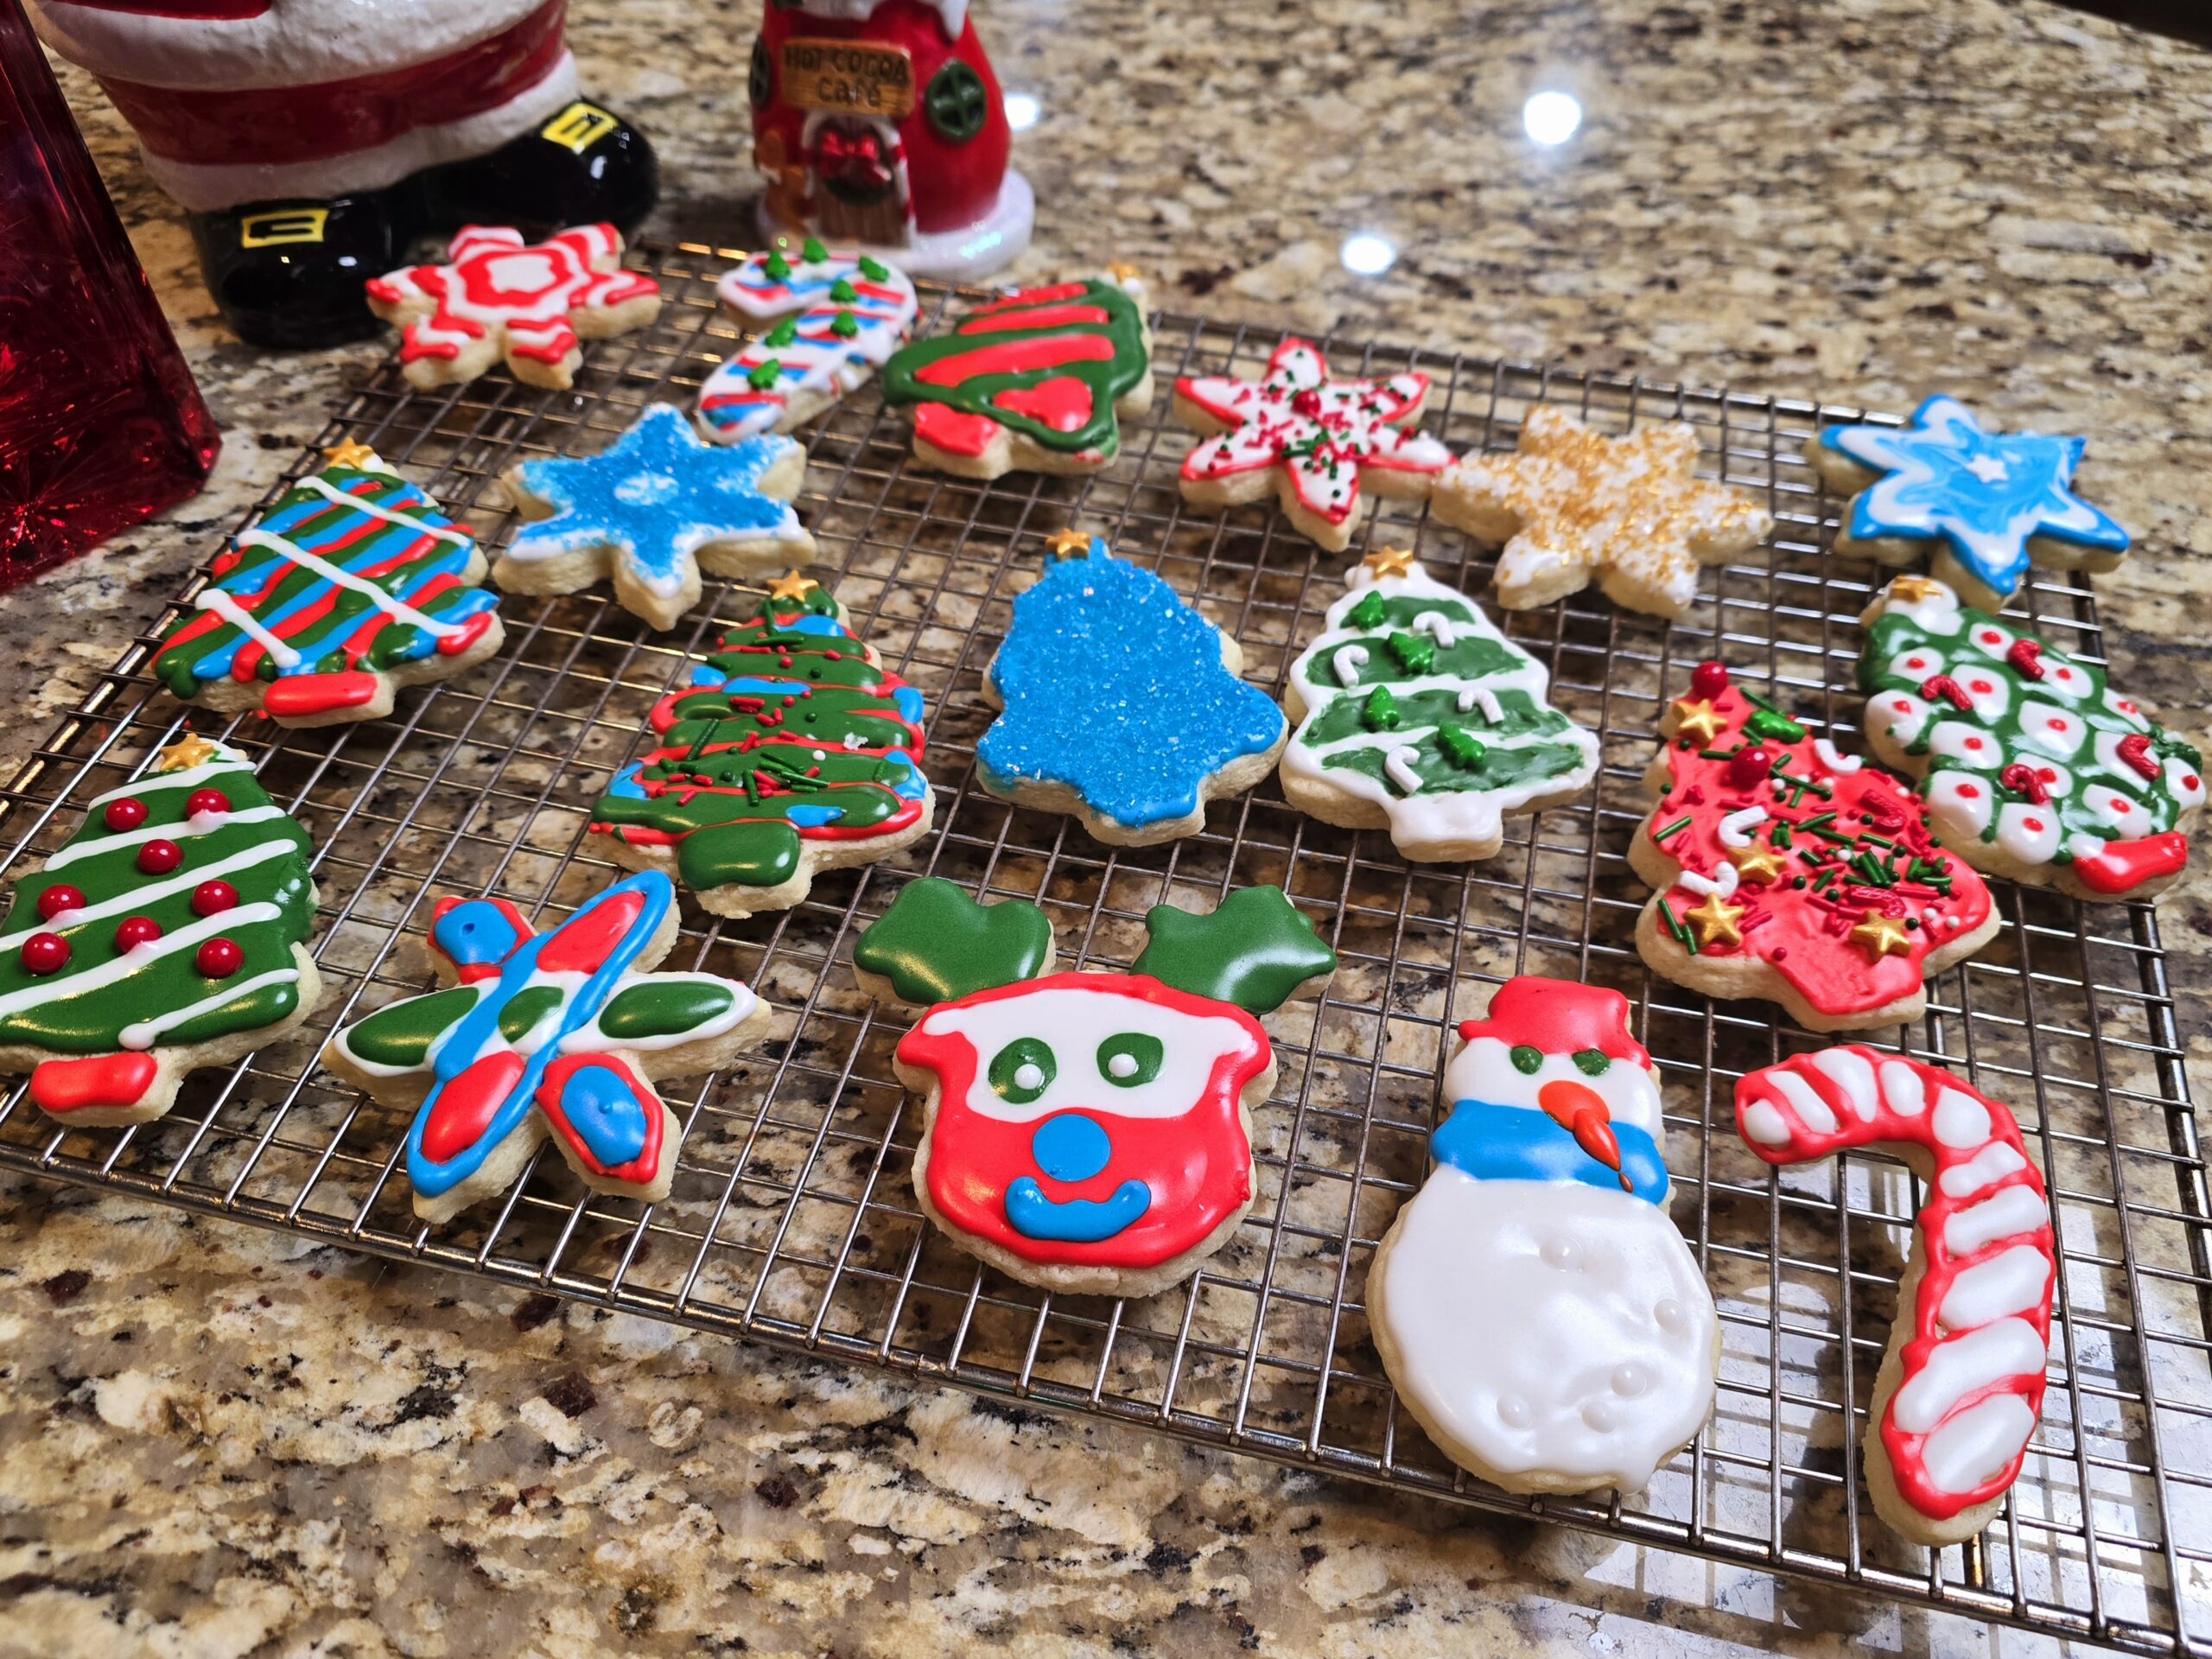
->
[5,2,2210,1653]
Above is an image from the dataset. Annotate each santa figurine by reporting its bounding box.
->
[749,0,1031,280]
[28,0,659,348]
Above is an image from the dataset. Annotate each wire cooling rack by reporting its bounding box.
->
[0,240,2203,1652]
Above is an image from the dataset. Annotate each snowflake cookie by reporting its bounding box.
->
[499,404,816,630]
[367,225,663,392]
[1808,395,2129,612]
[1174,338,1451,553]
[1858,575,2202,901]
[699,239,918,444]
[1432,405,1774,619]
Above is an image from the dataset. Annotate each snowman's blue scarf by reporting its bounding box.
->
[1430,1099,1670,1205]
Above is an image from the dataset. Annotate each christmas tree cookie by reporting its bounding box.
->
[856,879,1335,1298]
[700,240,918,443]
[880,270,1154,480]
[1629,662,1999,1033]
[151,443,505,728]
[1280,548,1599,861]
[1370,978,1718,1496]
[1858,575,2202,901]
[976,537,1287,846]
[323,872,766,1224]
[589,573,933,918]
[0,735,321,1128]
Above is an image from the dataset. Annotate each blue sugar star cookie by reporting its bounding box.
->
[977,539,1287,843]
[1814,395,2127,608]
[499,403,817,628]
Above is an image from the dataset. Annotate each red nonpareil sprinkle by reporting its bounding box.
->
[185,788,232,817]
[103,798,148,832]
[1726,746,1773,789]
[137,839,183,875]
[20,933,69,975]
[1690,661,1730,700]
[194,938,245,978]
[114,915,162,951]
[37,886,85,920]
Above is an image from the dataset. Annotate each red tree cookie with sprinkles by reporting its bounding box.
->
[1628,663,2000,1033]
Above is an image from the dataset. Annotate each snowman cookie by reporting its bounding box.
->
[1858,575,2202,902]
[1369,977,1718,1496]
[855,879,1335,1299]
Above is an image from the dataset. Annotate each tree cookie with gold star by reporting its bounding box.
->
[1628,661,1999,1033]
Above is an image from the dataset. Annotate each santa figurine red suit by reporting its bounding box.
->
[750,0,1031,280]
[28,0,658,348]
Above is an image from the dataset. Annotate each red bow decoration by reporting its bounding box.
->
[816,128,893,189]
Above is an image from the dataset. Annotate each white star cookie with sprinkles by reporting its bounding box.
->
[1858,575,2202,901]
[1173,339,1452,553]
[1432,406,1774,619]
[1279,549,1599,861]
[699,239,918,443]
[1810,396,2128,613]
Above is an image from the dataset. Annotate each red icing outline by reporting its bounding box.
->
[264,671,381,720]
[29,1052,161,1115]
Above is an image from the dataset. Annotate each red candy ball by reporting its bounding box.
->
[103,797,147,832]
[21,932,69,975]
[114,915,163,951]
[36,886,85,921]
[1689,661,1731,700]
[137,839,183,874]
[194,938,244,978]
[1726,745,1774,789]
[185,789,232,818]
[191,880,239,917]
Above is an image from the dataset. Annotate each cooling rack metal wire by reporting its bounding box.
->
[0,241,2203,1654]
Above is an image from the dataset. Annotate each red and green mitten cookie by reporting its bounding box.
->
[1628,663,2000,1033]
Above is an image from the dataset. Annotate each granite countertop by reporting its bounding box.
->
[6,1,2211,1653]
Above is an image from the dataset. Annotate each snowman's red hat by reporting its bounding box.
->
[1456,978,1649,1065]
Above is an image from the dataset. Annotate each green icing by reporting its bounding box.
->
[1306,633,1525,693]
[1326,734,1593,799]
[1509,1045,1543,1074]
[988,1035,1055,1103]
[1572,1048,1611,1076]
[1132,887,1335,1015]
[1300,685,1563,748]
[853,877,1054,1005]
[499,985,563,1046]
[345,986,477,1070]
[598,979,734,1041]
[1098,1031,1165,1086]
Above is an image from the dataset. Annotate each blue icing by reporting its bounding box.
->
[509,404,805,599]
[978,547,1286,830]
[885,752,930,800]
[1005,1175,1150,1242]
[1031,1112,1112,1184]
[690,664,726,686]
[1429,1098,1669,1205]
[433,899,521,970]
[893,685,925,725]
[785,804,843,827]
[554,1063,651,1167]
[1821,395,2128,601]
[785,613,847,637]
[603,761,648,800]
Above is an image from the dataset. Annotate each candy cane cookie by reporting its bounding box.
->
[1736,1049,2055,1548]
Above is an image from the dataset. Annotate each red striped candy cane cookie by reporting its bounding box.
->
[1735,1048,2054,1547]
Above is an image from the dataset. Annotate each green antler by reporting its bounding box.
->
[854,877,1057,1007]
[1134,886,1337,1015]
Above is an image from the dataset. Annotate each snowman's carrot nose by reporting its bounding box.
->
[1538,1079,1632,1192]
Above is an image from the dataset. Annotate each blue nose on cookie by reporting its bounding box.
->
[1004,1112,1149,1243]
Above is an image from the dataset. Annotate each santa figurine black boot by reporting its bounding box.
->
[29,0,660,351]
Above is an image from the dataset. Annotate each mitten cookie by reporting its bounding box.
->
[1370,978,1718,1496]
[1629,662,1999,1033]
[1738,1049,2053,1548]
[1808,396,2128,613]
[151,443,505,728]
[699,240,918,443]
[590,573,932,918]
[855,880,1334,1299]
[367,225,662,392]
[324,872,766,1224]
[1858,575,2202,901]
[976,537,1287,846]
[1432,405,1773,619]
[499,404,815,630]
[880,270,1153,479]
[1174,339,1451,553]
[1280,548,1599,861]
[0,735,320,1128]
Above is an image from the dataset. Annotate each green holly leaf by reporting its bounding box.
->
[855,878,1055,1005]
[1745,708,1807,744]
[1134,887,1336,1015]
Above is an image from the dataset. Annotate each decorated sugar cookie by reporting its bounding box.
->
[976,537,1287,846]
[1370,978,1718,1496]
[1738,1049,2053,1547]
[590,574,932,918]
[1432,405,1774,619]
[500,404,815,630]
[0,735,320,1128]
[1280,548,1599,861]
[151,444,505,728]
[367,225,663,392]
[856,880,1335,1298]
[699,240,918,443]
[324,872,766,1224]
[1858,575,2202,901]
[1174,339,1452,553]
[880,270,1154,479]
[1629,662,1999,1033]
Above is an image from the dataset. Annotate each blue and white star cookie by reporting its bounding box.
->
[1808,395,2128,611]
[499,404,817,629]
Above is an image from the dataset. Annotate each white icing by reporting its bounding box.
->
[1809,1046,1879,1120]
[702,250,918,443]
[1332,645,1370,687]
[1768,1069,1837,1135]
[1945,1184,2049,1257]
[195,590,302,669]
[1384,747,1426,796]
[1995,801,2063,865]
[1672,861,1738,900]
[1462,685,1505,723]
[1923,771,1996,840]
[1918,1393,2039,1498]
[1812,738,1862,774]
[1928,719,2005,769]
[236,530,464,639]
[0,901,282,1025]
[1740,1099,1791,1147]
[118,965,301,1052]
[2016,702,2085,759]
[1872,690,1932,749]
[2082,783,2145,832]
[1888,1317,2048,1433]
[42,805,285,872]
[1937,1139,2029,1199]
[0,839,305,953]
[1442,1036,1662,1137]
[297,474,471,545]
[1937,1243,2054,1332]
[1878,1058,1927,1117]
[1933,1087,1992,1149]
[1718,806,1768,849]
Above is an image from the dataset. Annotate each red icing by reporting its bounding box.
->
[910,333,1116,387]
[2005,638,2046,680]
[422,1051,527,1164]
[991,376,1096,434]
[29,1052,162,1116]
[1999,762,2051,805]
[1455,977,1648,1066]
[534,890,646,975]
[536,1052,664,1184]
[263,671,382,720]
[912,404,1006,459]
[2072,831,2189,894]
[958,303,1113,335]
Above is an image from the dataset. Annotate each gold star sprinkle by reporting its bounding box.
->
[323,439,382,471]
[1361,545,1417,582]
[1670,697,1726,747]
[1685,892,1745,949]
[156,734,221,772]
[1885,575,1948,606]
[1046,528,1093,559]
[1105,262,1144,286]
[1850,910,1914,960]
[1729,842,1789,886]
[766,570,820,601]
